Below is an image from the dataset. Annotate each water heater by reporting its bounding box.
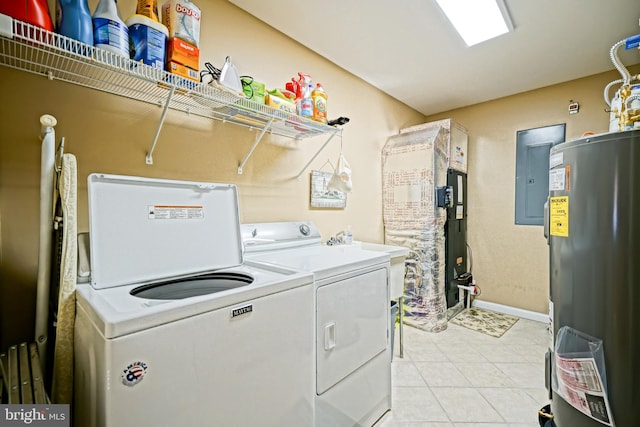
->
[545,129,640,427]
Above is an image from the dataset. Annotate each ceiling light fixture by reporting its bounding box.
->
[434,0,513,47]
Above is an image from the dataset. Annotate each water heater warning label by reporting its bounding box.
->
[550,196,569,237]
[148,205,204,219]
[549,168,566,191]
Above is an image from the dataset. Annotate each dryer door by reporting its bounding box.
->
[316,267,388,394]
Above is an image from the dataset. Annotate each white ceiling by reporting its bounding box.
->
[229,0,640,116]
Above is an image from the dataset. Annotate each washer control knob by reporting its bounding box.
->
[299,224,310,236]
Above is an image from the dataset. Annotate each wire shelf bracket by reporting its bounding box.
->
[295,130,340,181]
[146,85,175,165]
[237,117,275,174]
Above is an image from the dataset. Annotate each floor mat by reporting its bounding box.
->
[450,307,519,338]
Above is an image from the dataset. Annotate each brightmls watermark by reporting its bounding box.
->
[0,405,69,426]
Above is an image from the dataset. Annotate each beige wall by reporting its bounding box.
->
[0,0,425,348]
[425,64,639,314]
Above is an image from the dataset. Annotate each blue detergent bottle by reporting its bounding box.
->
[56,0,94,52]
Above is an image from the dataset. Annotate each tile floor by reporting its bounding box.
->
[376,316,551,427]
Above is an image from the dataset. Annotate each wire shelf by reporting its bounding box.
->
[0,17,339,140]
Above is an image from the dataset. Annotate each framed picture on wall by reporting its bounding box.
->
[310,170,347,209]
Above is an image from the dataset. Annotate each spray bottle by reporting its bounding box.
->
[286,76,302,101]
[298,83,314,118]
[294,72,313,118]
[92,0,129,58]
[298,72,312,88]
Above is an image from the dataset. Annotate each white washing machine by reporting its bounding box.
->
[242,222,392,427]
[74,174,315,427]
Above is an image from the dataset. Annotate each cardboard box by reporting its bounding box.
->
[167,61,199,83]
[166,37,200,70]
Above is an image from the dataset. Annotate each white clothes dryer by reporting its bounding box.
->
[74,175,315,427]
[242,221,392,427]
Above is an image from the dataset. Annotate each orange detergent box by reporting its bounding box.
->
[167,61,199,82]
[166,37,200,70]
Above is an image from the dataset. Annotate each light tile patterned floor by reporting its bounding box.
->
[376,316,550,427]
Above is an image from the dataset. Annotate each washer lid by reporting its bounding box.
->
[88,174,243,289]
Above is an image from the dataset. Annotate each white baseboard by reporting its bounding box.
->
[471,299,547,323]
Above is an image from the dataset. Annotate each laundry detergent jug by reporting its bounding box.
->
[56,0,93,48]
[0,0,54,31]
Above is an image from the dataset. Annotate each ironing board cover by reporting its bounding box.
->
[51,153,77,403]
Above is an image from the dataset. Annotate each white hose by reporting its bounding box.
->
[603,79,623,108]
[35,114,57,373]
[610,39,631,86]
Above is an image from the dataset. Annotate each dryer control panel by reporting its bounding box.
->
[241,221,322,253]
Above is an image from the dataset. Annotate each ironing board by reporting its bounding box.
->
[50,153,77,403]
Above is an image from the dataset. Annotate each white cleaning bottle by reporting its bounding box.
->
[92,0,129,58]
[345,225,353,245]
[298,83,314,118]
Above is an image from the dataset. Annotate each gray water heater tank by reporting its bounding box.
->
[546,129,640,427]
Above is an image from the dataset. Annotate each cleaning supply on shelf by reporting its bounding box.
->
[126,14,168,69]
[293,72,313,118]
[312,83,328,124]
[241,77,266,104]
[266,89,296,114]
[136,0,160,22]
[167,61,199,83]
[166,37,199,70]
[288,72,311,102]
[297,72,312,96]
[92,0,129,58]
[161,0,201,47]
[0,0,54,31]
[55,0,93,45]
[285,76,302,101]
[298,83,313,118]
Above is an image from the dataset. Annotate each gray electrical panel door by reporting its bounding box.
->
[515,124,566,225]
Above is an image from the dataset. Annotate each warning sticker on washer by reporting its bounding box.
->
[550,196,569,237]
[148,205,204,220]
[549,169,566,191]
